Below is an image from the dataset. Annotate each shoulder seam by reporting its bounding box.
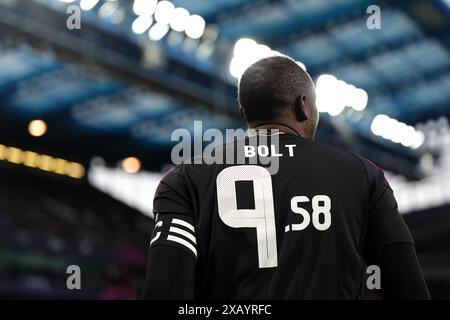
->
[348,153,370,188]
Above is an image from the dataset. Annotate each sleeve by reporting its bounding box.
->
[141,166,197,300]
[368,243,431,300]
[361,159,430,300]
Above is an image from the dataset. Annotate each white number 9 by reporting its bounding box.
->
[216,165,278,268]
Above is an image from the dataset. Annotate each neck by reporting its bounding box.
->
[249,122,308,138]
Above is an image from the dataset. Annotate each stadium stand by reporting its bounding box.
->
[0,164,153,299]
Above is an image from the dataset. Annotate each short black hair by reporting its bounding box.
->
[238,55,313,124]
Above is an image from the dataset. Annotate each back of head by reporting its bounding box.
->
[238,55,316,125]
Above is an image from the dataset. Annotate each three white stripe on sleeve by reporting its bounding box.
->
[169,218,197,256]
[151,218,197,257]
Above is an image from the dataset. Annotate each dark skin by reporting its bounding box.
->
[240,76,319,140]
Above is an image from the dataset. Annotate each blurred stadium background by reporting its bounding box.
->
[0,0,449,299]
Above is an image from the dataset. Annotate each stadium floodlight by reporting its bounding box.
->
[315,75,337,114]
[0,144,85,179]
[371,114,425,149]
[80,0,100,11]
[353,88,368,111]
[371,114,389,136]
[122,157,142,174]
[149,22,170,41]
[296,61,307,71]
[132,1,209,44]
[233,38,257,57]
[185,15,206,39]
[154,0,175,24]
[411,131,425,149]
[315,74,368,116]
[132,15,154,34]
[169,7,190,32]
[133,0,158,16]
[230,38,301,79]
[28,119,47,137]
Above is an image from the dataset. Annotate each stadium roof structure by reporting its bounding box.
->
[1,0,450,177]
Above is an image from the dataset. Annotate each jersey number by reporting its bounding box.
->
[287,195,331,232]
[216,165,332,269]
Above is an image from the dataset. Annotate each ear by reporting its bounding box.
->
[239,106,247,123]
[294,96,308,122]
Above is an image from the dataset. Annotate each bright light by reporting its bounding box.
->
[40,155,53,171]
[371,115,389,136]
[8,147,21,164]
[315,74,368,116]
[411,131,425,149]
[185,15,206,39]
[59,0,76,3]
[134,2,209,44]
[28,119,47,137]
[328,102,346,117]
[169,7,190,32]
[133,0,158,16]
[65,162,85,179]
[371,114,425,149]
[80,0,100,11]
[0,144,85,179]
[122,157,141,174]
[0,145,6,160]
[233,38,257,57]
[316,74,336,87]
[132,15,154,34]
[229,58,246,79]
[23,151,38,168]
[297,61,307,71]
[149,22,170,41]
[230,38,300,79]
[353,88,368,111]
[155,1,175,24]
[316,75,337,114]
[230,39,260,78]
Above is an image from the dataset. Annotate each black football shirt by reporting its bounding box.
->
[148,132,413,299]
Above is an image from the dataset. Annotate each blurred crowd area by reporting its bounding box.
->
[0,164,153,299]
